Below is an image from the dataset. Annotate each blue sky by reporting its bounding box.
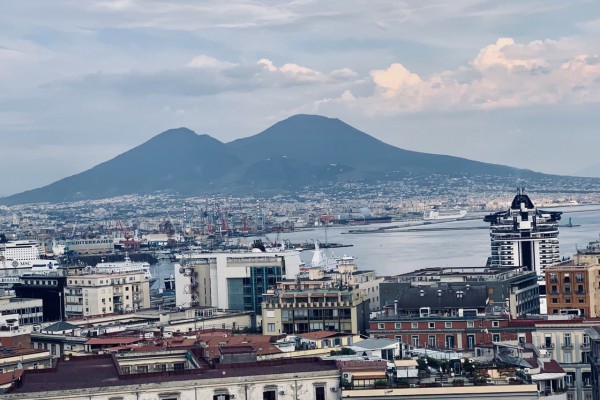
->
[2,0,600,195]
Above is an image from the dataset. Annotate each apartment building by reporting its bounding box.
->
[527,319,597,400]
[0,290,43,326]
[545,262,600,317]
[64,271,150,318]
[262,281,370,336]
[379,266,540,319]
[2,354,340,400]
[369,315,532,351]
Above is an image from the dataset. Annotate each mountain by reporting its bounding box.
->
[576,162,600,178]
[2,128,241,204]
[0,115,560,204]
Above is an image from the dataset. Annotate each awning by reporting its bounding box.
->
[530,372,566,381]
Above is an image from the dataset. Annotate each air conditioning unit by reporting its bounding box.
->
[342,372,353,381]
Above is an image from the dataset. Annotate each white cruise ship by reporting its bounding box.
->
[93,255,154,283]
[0,240,59,274]
[423,207,467,221]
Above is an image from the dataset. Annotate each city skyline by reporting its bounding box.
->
[2,0,600,195]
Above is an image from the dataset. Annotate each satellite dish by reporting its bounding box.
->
[16,362,23,370]
[12,260,18,268]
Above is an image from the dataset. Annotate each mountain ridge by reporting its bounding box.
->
[0,114,572,205]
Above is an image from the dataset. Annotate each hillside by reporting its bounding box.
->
[1,115,555,204]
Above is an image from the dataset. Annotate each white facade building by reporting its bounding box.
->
[64,271,150,318]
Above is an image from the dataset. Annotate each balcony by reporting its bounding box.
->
[541,343,555,349]
[562,343,573,350]
[577,290,586,295]
[581,343,591,350]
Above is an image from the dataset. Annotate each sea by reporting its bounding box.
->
[150,205,600,289]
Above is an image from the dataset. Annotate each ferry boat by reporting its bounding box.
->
[93,254,155,285]
[423,207,467,221]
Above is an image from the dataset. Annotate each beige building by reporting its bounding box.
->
[262,281,370,336]
[64,271,150,318]
[531,319,595,400]
[0,291,43,326]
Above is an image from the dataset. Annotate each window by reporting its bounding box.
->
[565,373,574,385]
[564,333,572,348]
[492,334,500,342]
[263,389,277,400]
[137,365,148,373]
[564,274,571,283]
[492,321,499,327]
[445,322,452,328]
[565,285,571,294]
[467,321,474,328]
[428,335,436,348]
[213,394,231,400]
[552,298,558,303]
[315,386,325,400]
[429,322,435,329]
[411,335,419,347]
[544,334,553,348]
[466,335,475,349]
[411,322,418,329]
[173,363,185,371]
[378,323,385,330]
[395,323,401,329]
[267,323,275,332]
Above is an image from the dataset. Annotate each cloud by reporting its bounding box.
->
[315,37,600,115]
[185,55,238,70]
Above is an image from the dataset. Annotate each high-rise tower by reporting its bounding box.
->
[484,188,562,276]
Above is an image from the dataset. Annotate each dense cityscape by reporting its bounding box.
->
[4,1,600,399]
[0,186,598,399]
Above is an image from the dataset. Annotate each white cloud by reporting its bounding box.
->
[316,37,600,115]
[185,55,237,70]
[258,58,325,83]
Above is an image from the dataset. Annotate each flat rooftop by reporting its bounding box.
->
[7,355,337,394]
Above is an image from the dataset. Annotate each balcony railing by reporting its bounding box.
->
[562,343,573,350]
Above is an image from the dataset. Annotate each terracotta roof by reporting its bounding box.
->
[0,369,23,386]
[132,345,164,353]
[337,360,388,371]
[219,345,255,355]
[541,360,565,374]
[297,331,341,340]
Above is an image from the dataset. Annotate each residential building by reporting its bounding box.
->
[262,281,370,336]
[369,315,532,352]
[64,270,150,318]
[2,354,340,400]
[587,326,600,400]
[545,262,600,317]
[0,291,42,326]
[527,318,597,400]
[379,266,540,319]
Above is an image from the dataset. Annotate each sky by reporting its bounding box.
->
[2,0,600,196]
